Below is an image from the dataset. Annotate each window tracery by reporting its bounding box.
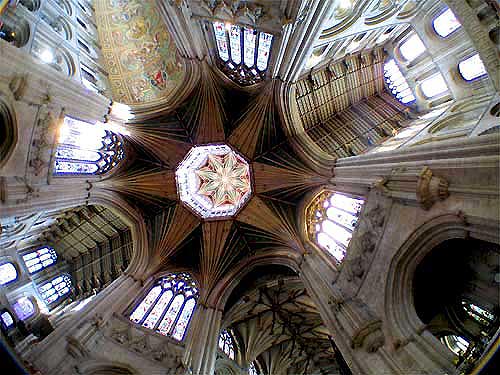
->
[433,8,461,38]
[54,117,124,176]
[384,59,415,104]
[219,329,235,359]
[22,246,57,274]
[306,191,364,262]
[458,54,488,81]
[212,21,273,86]
[13,297,36,320]
[0,262,18,285]
[39,274,72,305]
[129,273,198,341]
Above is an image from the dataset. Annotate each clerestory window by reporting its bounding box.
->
[384,59,415,104]
[22,246,58,274]
[39,274,72,305]
[212,21,273,86]
[433,8,461,38]
[219,329,236,359]
[458,54,488,81]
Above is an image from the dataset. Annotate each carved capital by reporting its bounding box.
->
[416,167,449,210]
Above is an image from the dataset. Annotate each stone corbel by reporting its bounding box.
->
[372,166,449,210]
[9,74,28,101]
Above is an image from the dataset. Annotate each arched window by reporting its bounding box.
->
[399,33,426,62]
[440,335,469,356]
[0,309,14,329]
[13,297,36,320]
[420,73,448,98]
[306,191,364,262]
[384,59,415,104]
[129,273,198,341]
[248,362,258,375]
[22,246,57,274]
[39,274,72,305]
[0,262,18,286]
[54,117,125,175]
[212,21,273,86]
[458,54,488,81]
[462,301,495,327]
[433,8,461,37]
[219,329,235,359]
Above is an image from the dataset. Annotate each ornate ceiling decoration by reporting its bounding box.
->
[176,144,252,219]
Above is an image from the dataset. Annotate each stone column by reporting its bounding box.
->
[183,305,222,375]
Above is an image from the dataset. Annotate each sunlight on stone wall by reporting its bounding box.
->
[95,0,185,104]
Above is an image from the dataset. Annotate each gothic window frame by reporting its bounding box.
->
[384,58,416,105]
[211,21,274,86]
[128,273,199,342]
[398,32,426,63]
[419,73,449,99]
[0,262,19,286]
[12,296,37,321]
[53,116,125,177]
[22,246,58,274]
[218,328,236,360]
[0,308,15,330]
[458,54,488,82]
[305,190,365,264]
[432,7,461,38]
[38,274,72,305]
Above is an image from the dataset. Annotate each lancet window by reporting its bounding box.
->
[0,309,14,329]
[0,262,18,286]
[39,274,72,305]
[129,273,199,341]
[384,59,415,104]
[22,246,57,274]
[433,8,461,37]
[462,301,495,327]
[54,117,124,176]
[212,21,273,85]
[219,329,235,359]
[458,54,488,81]
[306,191,364,262]
[399,33,426,62]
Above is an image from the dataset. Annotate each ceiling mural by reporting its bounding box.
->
[94,0,185,104]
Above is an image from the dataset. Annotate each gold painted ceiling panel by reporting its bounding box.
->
[95,0,185,104]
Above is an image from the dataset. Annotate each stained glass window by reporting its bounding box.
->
[0,262,18,285]
[13,297,36,320]
[306,191,364,262]
[53,116,124,176]
[219,329,236,359]
[249,362,258,375]
[462,301,495,326]
[399,33,426,62]
[212,21,273,86]
[39,274,72,305]
[22,246,57,274]
[0,310,14,329]
[440,335,469,356]
[129,273,198,341]
[433,8,461,38]
[420,73,448,98]
[458,54,488,81]
[384,59,415,104]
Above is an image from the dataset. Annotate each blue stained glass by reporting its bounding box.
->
[171,298,196,340]
[55,148,101,162]
[39,274,72,305]
[0,311,14,328]
[55,161,99,174]
[157,294,184,336]
[243,28,256,67]
[218,329,235,359]
[229,25,242,64]
[142,290,173,329]
[213,22,229,62]
[130,285,162,323]
[13,297,35,320]
[23,247,58,274]
[256,32,273,71]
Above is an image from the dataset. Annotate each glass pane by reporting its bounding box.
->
[13,297,35,320]
[55,148,101,162]
[213,22,229,62]
[458,54,487,81]
[420,73,448,98]
[1,311,14,328]
[433,8,461,37]
[54,160,99,174]
[327,207,358,230]
[256,32,273,71]
[0,263,17,285]
[384,59,415,105]
[243,27,257,68]
[330,194,363,214]
[399,33,426,62]
[130,285,162,323]
[317,232,347,261]
[322,220,352,247]
[171,298,196,340]
[229,25,241,65]
[157,294,184,336]
[142,290,173,329]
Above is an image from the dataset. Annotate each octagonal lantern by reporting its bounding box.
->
[175,144,252,219]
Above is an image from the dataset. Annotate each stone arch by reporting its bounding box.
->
[384,213,500,372]
[0,98,17,168]
[76,360,137,375]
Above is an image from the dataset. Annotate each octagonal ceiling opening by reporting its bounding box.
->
[175,144,252,219]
